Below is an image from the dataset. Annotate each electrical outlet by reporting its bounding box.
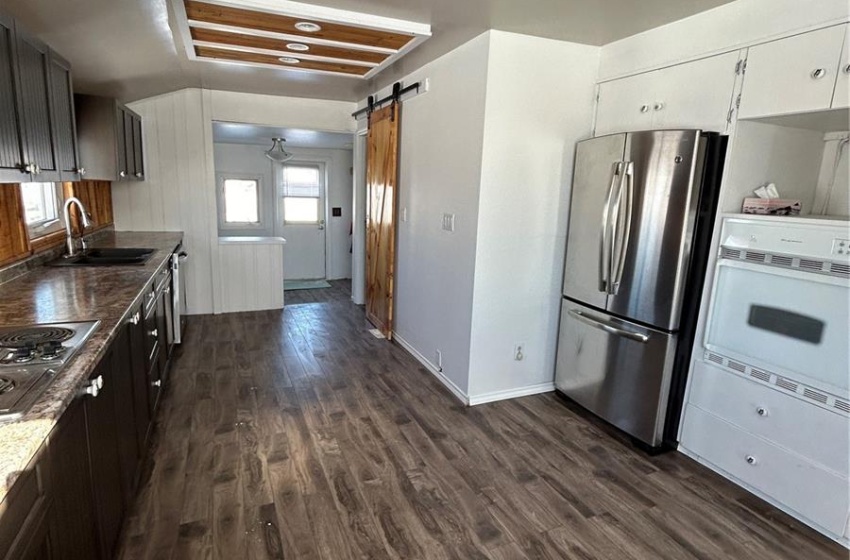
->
[513,343,525,361]
[435,349,443,371]
[441,213,455,232]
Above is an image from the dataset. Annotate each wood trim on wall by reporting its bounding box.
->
[0,180,114,267]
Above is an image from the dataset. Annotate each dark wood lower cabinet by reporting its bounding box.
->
[45,397,98,559]
[85,356,125,560]
[110,326,140,509]
[128,303,151,454]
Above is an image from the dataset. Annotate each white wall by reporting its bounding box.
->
[116,88,357,314]
[467,32,600,403]
[213,143,354,279]
[113,89,216,315]
[599,0,849,81]
[391,32,491,397]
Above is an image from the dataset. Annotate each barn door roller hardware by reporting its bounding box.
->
[352,81,420,119]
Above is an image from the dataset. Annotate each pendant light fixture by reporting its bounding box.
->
[265,137,294,163]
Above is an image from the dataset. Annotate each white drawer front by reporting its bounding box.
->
[689,360,849,475]
[682,404,849,536]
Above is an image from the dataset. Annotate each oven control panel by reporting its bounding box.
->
[832,238,850,257]
[721,216,850,263]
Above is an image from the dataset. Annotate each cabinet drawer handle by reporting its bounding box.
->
[756,407,768,417]
[745,455,757,465]
[639,104,650,113]
[811,68,827,80]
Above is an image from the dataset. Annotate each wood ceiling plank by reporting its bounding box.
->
[190,27,388,64]
[184,1,414,50]
[194,45,370,75]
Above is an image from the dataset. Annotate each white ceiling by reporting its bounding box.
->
[2,0,734,103]
[213,121,353,149]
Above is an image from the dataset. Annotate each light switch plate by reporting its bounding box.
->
[441,213,455,232]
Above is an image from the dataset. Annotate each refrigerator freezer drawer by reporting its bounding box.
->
[555,299,677,447]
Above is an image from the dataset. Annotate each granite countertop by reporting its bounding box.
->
[0,231,183,504]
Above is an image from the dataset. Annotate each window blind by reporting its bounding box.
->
[282,164,321,197]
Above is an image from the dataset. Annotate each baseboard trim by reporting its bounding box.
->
[468,382,555,406]
[393,333,469,405]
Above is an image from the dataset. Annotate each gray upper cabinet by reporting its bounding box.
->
[76,95,145,182]
[0,10,80,183]
[0,14,26,182]
[14,25,60,182]
[48,51,81,181]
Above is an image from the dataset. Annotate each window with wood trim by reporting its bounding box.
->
[20,182,66,239]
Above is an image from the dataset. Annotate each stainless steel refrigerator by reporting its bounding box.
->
[555,130,726,450]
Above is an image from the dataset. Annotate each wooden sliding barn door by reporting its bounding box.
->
[365,103,400,338]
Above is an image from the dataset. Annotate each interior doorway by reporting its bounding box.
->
[211,122,355,291]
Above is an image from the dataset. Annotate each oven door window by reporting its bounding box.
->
[706,262,849,393]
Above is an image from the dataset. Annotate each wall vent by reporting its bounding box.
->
[720,248,741,259]
[830,263,850,277]
[776,377,799,392]
[799,259,826,272]
[802,388,829,404]
[728,360,747,373]
[770,255,793,267]
[750,368,771,383]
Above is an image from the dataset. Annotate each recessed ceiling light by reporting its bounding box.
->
[279,57,301,64]
[294,21,322,33]
[286,43,310,52]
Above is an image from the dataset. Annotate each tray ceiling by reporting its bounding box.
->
[173,0,431,79]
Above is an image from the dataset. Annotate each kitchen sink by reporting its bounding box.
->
[48,247,156,267]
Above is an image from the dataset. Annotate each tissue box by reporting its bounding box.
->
[742,198,801,215]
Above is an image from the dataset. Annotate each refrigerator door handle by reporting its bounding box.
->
[599,162,623,293]
[567,308,650,343]
[610,161,634,295]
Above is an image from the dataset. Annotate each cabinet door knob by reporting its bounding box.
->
[20,163,33,174]
[639,104,650,113]
[653,102,665,111]
[152,379,162,388]
[119,171,127,178]
[148,328,158,337]
[128,311,140,325]
[811,68,827,80]
[76,167,86,176]
[745,455,757,465]
[756,406,768,417]
[135,172,143,178]
[83,376,103,398]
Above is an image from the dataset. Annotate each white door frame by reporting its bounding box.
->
[275,156,332,280]
[351,128,368,304]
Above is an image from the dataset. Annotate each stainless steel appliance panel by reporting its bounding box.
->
[171,248,188,344]
[563,133,627,310]
[555,299,677,447]
[605,130,703,330]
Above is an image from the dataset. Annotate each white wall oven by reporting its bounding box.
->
[705,215,849,403]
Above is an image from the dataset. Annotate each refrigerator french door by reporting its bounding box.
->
[555,130,726,449]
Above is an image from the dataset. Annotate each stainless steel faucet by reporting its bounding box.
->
[63,197,93,257]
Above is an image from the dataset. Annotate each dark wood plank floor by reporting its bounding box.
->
[117,282,845,559]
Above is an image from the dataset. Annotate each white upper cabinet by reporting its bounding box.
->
[595,51,740,136]
[738,25,846,119]
[595,71,654,135]
[832,25,850,109]
[650,51,740,131]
